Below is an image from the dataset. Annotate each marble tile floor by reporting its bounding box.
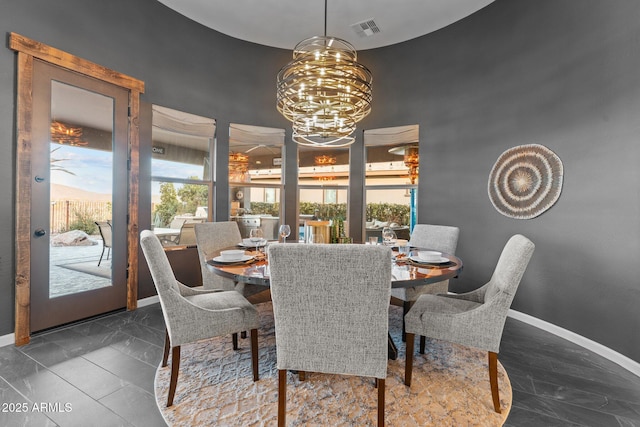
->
[1,303,639,426]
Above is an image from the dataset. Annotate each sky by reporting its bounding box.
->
[50,144,204,197]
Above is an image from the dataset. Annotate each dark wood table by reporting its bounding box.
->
[206,244,463,359]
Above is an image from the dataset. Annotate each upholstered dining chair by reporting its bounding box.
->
[391,224,460,341]
[139,229,259,407]
[194,221,245,293]
[268,243,392,427]
[404,234,535,413]
[94,221,112,266]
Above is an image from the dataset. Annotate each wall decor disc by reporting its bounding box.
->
[488,144,563,219]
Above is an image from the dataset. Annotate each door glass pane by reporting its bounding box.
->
[49,81,114,297]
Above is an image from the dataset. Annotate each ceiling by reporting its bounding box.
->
[157,0,494,50]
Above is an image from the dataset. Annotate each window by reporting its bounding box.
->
[228,124,285,240]
[298,146,350,241]
[151,105,215,245]
[364,125,419,243]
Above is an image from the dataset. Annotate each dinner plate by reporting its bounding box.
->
[212,255,254,263]
[409,255,449,264]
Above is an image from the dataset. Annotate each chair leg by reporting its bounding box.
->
[167,345,180,407]
[405,333,415,386]
[232,332,238,350]
[278,369,287,427]
[377,378,385,427]
[489,351,501,413]
[298,371,306,381]
[97,246,105,266]
[402,301,411,342]
[241,331,247,339]
[419,335,426,354]
[162,331,170,367]
[250,329,259,381]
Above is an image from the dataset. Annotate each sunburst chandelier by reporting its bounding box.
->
[314,154,337,166]
[229,152,250,182]
[314,154,337,181]
[276,0,372,148]
[50,120,87,146]
[389,145,419,184]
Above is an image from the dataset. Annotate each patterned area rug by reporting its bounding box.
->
[155,303,511,426]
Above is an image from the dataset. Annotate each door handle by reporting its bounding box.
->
[34,176,45,183]
[34,228,46,237]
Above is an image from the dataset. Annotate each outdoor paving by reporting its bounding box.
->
[50,235,112,297]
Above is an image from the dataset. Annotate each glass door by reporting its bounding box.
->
[30,59,129,332]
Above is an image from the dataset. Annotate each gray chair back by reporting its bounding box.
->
[268,243,392,379]
[398,223,460,296]
[194,221,242,290]
[139,230,183,336]
[484,234,535,304]
[409,224,459,254]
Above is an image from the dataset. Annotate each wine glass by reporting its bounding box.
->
[249,228,264,254]
[278,224,291,243]
[382,227,397,247]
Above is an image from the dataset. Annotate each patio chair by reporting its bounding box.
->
[95,221,112,266]
[160,220,199,246]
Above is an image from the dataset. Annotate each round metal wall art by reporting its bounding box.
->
[488,144,563,219]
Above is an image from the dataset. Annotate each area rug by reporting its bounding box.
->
[155,303,511,426]
[59,261,111,279]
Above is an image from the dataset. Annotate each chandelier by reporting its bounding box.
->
[229,152,250,182]
[314,154,337,166]
[314,154,337,181]
[389,145,419,184]
[50,120,87,146]
[276,1,372,148]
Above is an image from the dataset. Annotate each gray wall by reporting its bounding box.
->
[357,0,640,361]
[1,0,638,362]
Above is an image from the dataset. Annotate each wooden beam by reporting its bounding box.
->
[127,91,141,310]
[9,33,144,93]
[14,51,33,346]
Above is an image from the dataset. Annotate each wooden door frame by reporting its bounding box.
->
[10,33,145,345]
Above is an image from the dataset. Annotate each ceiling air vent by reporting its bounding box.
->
[350,19,381,38]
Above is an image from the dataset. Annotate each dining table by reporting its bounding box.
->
[206,242,463,360]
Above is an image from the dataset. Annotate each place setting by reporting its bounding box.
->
[207,249,257,266]
[404,250,457,268]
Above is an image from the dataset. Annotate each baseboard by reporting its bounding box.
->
[508,309,640,378]
[137,294,160,308]
[0,332,15,348]
[0,295,161,348]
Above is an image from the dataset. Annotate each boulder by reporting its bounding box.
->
[50,230,99,247]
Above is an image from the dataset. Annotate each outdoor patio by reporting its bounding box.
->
[50,236,112,297]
